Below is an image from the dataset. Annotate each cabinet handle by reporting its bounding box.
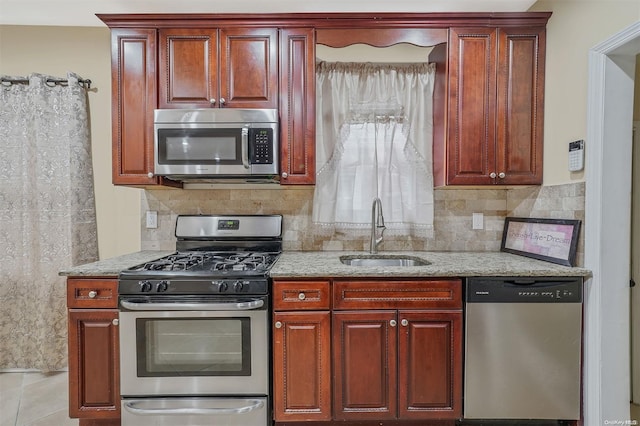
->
[219,98,226,106]
[112,319,119,326]
[489,172,497,179]
[401,319,409,327]
[498,172,506,179]
[210,98,216,105]
[88,290,97,299]
[147,172,154,178]
[275,321,283,329]
[298,292,306,300]
[389,319,397,327]
[281,172,288,179]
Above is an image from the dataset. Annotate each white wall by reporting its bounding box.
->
[530,0,639,185]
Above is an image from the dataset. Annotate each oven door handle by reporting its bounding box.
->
[123,398,264,416]
[120,299,264,311]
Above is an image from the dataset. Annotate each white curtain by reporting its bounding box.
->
[0,73,98,371]
[313,62,435,237]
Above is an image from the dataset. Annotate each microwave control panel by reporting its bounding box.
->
[249,128,274,164]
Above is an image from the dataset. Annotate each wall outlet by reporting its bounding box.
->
[146,210,158,229]
[472,213,484,230]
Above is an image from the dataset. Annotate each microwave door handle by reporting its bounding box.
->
[123,399,264,416]
[120,299,264,311]
[241,127,250,169]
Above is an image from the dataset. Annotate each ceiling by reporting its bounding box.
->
[0,0,537,27]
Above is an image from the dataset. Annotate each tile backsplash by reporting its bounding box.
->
[141,182,585,266]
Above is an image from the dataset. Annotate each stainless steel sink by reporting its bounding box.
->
[339,255,430,267]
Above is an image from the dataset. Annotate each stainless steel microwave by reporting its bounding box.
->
[154,109,279,180]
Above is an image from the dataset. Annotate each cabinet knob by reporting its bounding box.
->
[147,172,154,178]
[498,172,506,179]
[210,98,216,105]
[112,319,119,326]
[489,172,497,179]
[219,98,226,106]
[389,319,397,327]
[281,172,288,179]
[88,290,97,299]
[275,321,283,329]
[401,319,409,327]
[298,292,306,300]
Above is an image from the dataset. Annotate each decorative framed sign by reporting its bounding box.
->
[500,217,581,266]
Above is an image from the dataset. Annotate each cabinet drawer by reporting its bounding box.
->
[67,278,118,309]
[273,280,331,310]
[333,279,462,310]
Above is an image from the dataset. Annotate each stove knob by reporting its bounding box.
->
[218,282,229,293]
[139,280,152,292]
[234,281,244,292]
[156,281,169,292]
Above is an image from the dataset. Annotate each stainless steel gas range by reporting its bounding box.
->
[117,214,282,426]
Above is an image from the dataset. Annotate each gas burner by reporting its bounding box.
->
[134,251,279,274]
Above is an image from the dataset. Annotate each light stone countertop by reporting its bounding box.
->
[58,250,591,278]
[270,251,591,278]
[58,250,174,277]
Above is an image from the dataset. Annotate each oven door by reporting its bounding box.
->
[119,296,268,397]
[121,397,268,426]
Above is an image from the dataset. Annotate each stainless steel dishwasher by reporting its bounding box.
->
[464,277,583,420]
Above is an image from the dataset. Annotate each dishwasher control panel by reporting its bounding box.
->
[466,277,583,303]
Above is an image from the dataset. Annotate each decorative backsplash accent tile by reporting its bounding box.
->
[141,182,585,265]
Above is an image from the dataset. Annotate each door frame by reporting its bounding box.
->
[584,21,640,424]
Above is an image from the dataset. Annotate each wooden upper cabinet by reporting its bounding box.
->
[279,28,316,184]
[436,25,545,186]
[110,29,159,185]
[496,26,546,185]
[159,27,277,109]
[159,29,218,108]
[220,28,278,108]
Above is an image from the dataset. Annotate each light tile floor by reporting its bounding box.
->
[0,371,639,425]
[0,372,77,426]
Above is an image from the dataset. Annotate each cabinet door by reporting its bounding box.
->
[159,29,218,109]
[495,27,545,185]
[68,309,120,419]
[446,27,497,185]
[398,310,463,420]
[219,28,278,108]
[110,29,159,185]
[279,28,316,184]
[273,312,331,421]
[332,311,397,421]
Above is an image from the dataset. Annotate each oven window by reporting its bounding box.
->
[136,317,251,377]
[157,128,242,164]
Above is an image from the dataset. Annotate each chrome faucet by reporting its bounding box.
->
[370,197,386,254]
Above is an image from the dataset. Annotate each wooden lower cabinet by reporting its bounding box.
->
[273,311,332,421]
[67,277,120,424]
[68,309,120,419]
[333,310,397,421]
[273,280,332,421]
[273,278,463,425]
[333,310,462,421]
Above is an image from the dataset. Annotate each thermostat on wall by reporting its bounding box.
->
[568,140,584,172]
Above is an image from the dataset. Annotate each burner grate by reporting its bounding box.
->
[136,251,278,273]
